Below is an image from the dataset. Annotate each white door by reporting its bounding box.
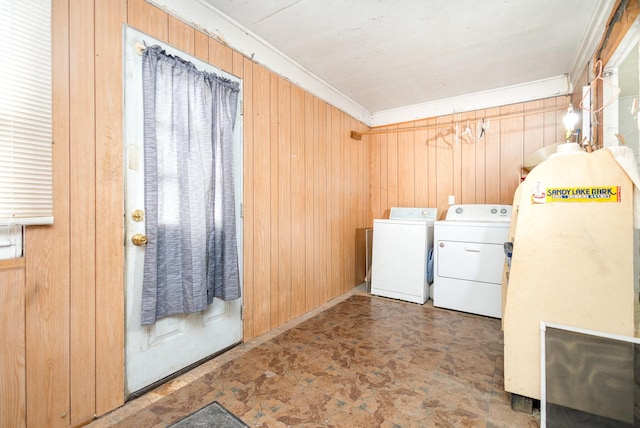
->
[123,26,243,395]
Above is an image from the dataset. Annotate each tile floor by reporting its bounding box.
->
[89,289,540,427]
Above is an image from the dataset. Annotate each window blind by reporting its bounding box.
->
[0,0,53,225]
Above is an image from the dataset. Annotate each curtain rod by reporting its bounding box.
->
[134,42,147,55]
[350,104,568,140]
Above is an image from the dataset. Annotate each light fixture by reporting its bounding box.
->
[563,103,579,143]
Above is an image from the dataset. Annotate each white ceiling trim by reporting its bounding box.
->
[371,75,572,127]
[145,0,604,127]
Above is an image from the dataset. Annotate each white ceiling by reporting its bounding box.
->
[149,0,615,125]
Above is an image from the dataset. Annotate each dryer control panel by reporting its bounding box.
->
[445,204,511,222]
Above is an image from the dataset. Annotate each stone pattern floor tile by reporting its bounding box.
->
[88,292,540,427]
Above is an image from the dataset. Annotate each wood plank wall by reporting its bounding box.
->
[369,96,568,220]
[3,0,571,426]
[0,260,26,428]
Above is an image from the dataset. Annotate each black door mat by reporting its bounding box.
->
[168,401,249,428]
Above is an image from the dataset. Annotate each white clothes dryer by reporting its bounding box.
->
[370,207,438,304]
[433,204,512,318]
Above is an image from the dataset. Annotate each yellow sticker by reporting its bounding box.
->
[545,186,621,203]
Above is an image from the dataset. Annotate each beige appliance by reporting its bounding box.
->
[503,147,638,403]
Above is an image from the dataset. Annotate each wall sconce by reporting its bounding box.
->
[563,104,579,143]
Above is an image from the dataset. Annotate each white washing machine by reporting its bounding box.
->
[370,207,437,304]
[433,204,512,318]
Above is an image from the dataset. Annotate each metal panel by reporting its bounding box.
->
[544,326,638,427]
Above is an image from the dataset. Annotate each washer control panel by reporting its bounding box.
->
[389,207,438,221]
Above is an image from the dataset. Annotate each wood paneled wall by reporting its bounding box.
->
[369,96,568,220]
[0,260,26,428]
[3,0,571,426]
[241,62,370,339]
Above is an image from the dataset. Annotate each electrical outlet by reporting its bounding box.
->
[448,195,455,205]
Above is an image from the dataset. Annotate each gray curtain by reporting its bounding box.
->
[140,45,240,326]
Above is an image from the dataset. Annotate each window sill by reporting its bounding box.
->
[0,257,25,270]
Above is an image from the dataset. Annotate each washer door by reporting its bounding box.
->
[371,220,429,303]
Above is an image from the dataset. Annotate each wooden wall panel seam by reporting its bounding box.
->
[94,0,126,416]
[26,0,72,426]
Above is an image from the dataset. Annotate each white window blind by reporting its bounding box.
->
[0,0,53,225]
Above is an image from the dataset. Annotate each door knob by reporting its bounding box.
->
[132,233,148,246]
